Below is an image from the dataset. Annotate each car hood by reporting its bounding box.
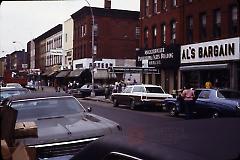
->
[16,113,121,146]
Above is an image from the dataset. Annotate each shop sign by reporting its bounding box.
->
[181,37,240,64]
[137,45,180,68]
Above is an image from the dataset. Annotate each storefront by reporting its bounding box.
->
[137,44,180,93]
[180,37,240,90]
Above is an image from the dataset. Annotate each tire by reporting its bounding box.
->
[169,105,178,117]
[211,110,220,119]
[130,100,136,110]
[113,98,119,107]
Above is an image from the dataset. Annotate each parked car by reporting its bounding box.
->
[111,84,173,110]
[25,83,37,91]
[69,84,105,98]
[164,88,240,118]
[5,83,23,88]
[3,92,122,159]
[0,87,30,104]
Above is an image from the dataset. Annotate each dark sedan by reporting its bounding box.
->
[165,88,240,118]
[69,84,105,98]
[3,92,122,159]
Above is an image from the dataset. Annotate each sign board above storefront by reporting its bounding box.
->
[137,45,180,68]
[181,37,240,64]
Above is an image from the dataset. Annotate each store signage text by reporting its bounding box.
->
[181,37,240,64]
[137,45,180,68]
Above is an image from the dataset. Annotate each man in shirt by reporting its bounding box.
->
[181,86,195,119]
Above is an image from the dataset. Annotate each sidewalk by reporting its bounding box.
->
[35,86,113,104]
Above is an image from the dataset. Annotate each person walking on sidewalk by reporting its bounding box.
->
[181,86,195,119]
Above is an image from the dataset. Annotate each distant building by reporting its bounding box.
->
[71,1,140,80]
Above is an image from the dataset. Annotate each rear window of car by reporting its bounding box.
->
[0,90,29,99]
[145,87,164,94]
[218,90,240,99]
[11,97,85,120]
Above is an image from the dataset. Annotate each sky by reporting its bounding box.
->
[0,0,140,57]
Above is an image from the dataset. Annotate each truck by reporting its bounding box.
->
[3,70,28,87]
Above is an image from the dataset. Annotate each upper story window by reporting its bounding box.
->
[144,27,149,48]
[186,16,193,43]
[161,23,166,44]
[229,5,238,36]
[94,24,98,37]
[213,9,221,38]
[186,0,192,3]
[170,20,176,44]
[136,27,140,38]
[145,0,150,16]
[199,12,207,41]
[152,26,157,48]
[153,0,158,14]
[81,25,84,37]
[172,0,177,7]
[161,0,167,12]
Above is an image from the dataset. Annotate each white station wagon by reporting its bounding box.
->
[111,84,173,110]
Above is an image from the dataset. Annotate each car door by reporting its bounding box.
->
[117,86,133,105]
[195,90,212,115]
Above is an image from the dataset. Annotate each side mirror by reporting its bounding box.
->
[87,107,92,112]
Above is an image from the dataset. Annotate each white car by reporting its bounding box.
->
[6,83,23,88]
[111,84,173,110]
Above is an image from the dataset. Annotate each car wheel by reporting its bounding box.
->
[113,98,118,107]
[211,111,220,119]
[130,100,136,110]
[169,105,178,117]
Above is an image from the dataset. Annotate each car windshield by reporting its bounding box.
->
[11,97,85,120]
[145,87,164,94]
[0,90,28,100]
[217,90,240,99]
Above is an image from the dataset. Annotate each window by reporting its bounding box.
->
[152,26,157,48]
[94,24,98,36]
[132,86,145,93]
[170,20,176,43]
[213,9,221,37]
[229,5,238,36]
[144,27,149,48]
[187,0,192,3]
[145,0,150,16]
[135,27,140,38]
[123,87,133,93]
[161,23,166,44]
[153,0,158,14]
[186,16,193,43]
[172,0,177,7]
[161,0,167,12]
[199,90,210,99]
[199,13,207,41]
[84,24,87,36]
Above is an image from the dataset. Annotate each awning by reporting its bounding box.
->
[48,71,59,77]
[94,69,109,79]
[56,70,71,78]
[68,69,84,77]
[41,70,52,76]
[180,64,228,71]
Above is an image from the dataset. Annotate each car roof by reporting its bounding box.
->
[0,87,28,91]
[5,92,72,101]
[129,84,162,88]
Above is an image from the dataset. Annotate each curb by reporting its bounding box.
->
[82,97,113,104]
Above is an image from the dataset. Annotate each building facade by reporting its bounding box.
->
[139,0,240,92]
[71,4,140,81]
[180,0,240,90]
[62,18,74,70]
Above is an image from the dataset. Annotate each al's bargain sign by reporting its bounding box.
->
[181,37,240,64]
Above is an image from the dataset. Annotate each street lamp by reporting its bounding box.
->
[84,0,95,97]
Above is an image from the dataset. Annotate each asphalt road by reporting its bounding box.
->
[79,99,240,160]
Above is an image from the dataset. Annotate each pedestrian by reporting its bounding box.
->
[181,86,195,119]
[205,80,212,89]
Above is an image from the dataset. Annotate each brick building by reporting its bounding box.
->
[71,2,140,82]
[139,0,239,93]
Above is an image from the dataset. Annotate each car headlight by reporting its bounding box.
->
[237,103,240,109]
